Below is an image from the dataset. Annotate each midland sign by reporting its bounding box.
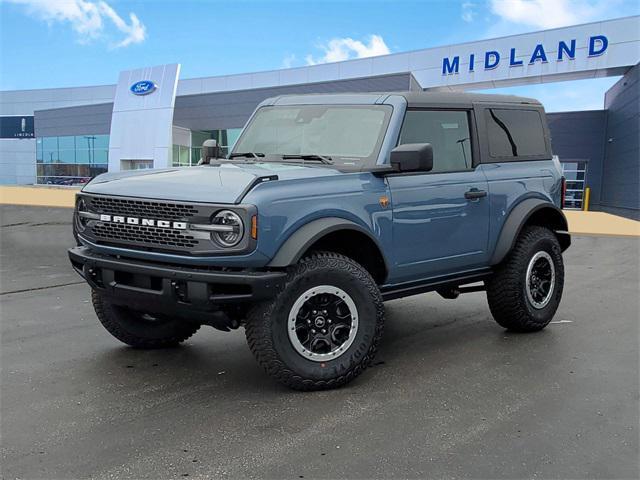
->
[442,35,608,75]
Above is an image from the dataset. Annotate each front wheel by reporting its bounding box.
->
[486,225,565,332]
[245,252,385,391]
[92,291,201,348]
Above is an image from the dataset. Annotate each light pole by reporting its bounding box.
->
[84,136,96,164]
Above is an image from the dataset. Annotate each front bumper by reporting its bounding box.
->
[68,246,287,316]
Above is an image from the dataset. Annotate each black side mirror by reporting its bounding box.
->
[200,139,220,165]
[390,143,433,172]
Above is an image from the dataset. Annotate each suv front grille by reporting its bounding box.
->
[92,223,199,249]
[89,197,198,219]
[77,193,252,256]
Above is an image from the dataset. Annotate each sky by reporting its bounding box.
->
[0,0,638,112]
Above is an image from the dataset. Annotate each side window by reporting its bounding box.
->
[485,109,547,159]
[398,110,472,172]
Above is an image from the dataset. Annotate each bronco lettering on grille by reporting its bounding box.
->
[98,214,187,230]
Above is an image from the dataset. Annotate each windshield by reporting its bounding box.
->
[232,105,392,167]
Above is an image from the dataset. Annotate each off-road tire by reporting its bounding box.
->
[486,225,564,332]
[245,252,385,391]
[92,290,200,348]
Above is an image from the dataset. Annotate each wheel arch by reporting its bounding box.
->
[490,199,571,266]
[267,217,389,284]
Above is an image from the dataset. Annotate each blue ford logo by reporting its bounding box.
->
[130,80,157,95]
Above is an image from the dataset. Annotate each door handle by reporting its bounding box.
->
[464,188,487,200]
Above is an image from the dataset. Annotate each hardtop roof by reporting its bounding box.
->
[268,91,542,108]
[399,91,541,106]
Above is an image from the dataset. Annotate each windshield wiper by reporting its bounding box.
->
[228,152,265,160]
[281,154,333,165]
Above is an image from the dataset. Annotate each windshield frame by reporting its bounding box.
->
[230,104,394,171]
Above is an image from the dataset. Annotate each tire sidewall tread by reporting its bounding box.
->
[245,251,385,391]
[486,225,565,332]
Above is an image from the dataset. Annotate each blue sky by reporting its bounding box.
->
[1,0,638,111]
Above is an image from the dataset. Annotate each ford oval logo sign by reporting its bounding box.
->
[130,80,157,95]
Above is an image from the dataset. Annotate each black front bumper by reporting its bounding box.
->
[69,246,286,316]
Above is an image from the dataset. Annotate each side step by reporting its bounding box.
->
[380,269,491,302]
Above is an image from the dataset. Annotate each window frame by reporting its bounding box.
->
[392,107,480,176]
[479,105,552,163]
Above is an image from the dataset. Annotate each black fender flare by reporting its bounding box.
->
[490,199,570,265]
[267,217,386,269]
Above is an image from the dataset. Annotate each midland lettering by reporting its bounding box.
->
[442,35,608,75]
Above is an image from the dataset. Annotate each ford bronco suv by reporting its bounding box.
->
[69,92,570,390]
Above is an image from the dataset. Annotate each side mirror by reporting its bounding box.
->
[390,143,433,172]
[200,139,220,165]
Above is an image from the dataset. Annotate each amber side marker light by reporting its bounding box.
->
[251,215,258,240]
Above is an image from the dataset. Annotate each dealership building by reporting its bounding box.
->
[1,15,639,218]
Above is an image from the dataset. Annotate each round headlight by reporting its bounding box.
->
[211,210,244,247]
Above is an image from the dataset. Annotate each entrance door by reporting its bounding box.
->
[561,160,588,209]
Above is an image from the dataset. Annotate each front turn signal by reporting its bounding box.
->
[251,215,258,240]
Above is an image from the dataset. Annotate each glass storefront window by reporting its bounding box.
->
[42,136,58,151]
[93,149,108,164]
[58,136,75,150]
[90,134,109,149]
[171,144,192,166]
[121,160,152,170]
[179,145,189,165]
[59,149,76,164]
[36,138,43,162]
[172,145,181,166]
[35,134,109,185]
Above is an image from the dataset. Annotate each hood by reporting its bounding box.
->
[82,162,343,204]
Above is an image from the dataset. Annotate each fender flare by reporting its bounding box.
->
[490,199,570,265]
[267,217,385,268]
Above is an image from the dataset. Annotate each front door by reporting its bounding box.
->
[386,109,490,282]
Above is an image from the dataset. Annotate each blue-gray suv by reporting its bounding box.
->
[69,92,571,390]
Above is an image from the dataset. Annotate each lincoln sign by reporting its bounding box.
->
[442,35,609,75]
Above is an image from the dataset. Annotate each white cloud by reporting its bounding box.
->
[489,0,606,29]
[281,53,296,69]
[305,34,390,66]
[3,0,146,48]
[462,2,476,22]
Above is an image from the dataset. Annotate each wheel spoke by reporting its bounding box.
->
[526,251,556,309]
[289,286,359,361]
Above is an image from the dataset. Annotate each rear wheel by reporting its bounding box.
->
[92,291,200,348]
[245,252,385,391]
[486,225,564,332]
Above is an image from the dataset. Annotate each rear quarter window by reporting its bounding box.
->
[485,108,548,160]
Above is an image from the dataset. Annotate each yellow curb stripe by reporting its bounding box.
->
[0,186,78,208]
[564,211,640,238]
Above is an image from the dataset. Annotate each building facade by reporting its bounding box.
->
[1,16,639,217]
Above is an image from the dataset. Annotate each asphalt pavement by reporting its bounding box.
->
[1,204,638,479]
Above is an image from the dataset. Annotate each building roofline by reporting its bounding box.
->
[2,15,638,95]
